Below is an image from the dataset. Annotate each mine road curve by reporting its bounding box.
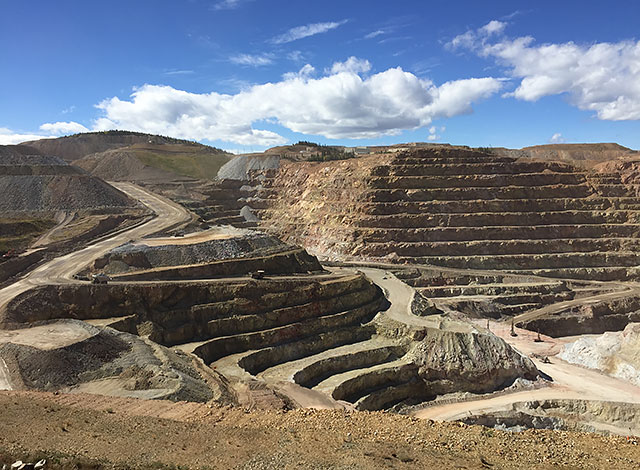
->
[0,182,191,313]
[512,282,640,326]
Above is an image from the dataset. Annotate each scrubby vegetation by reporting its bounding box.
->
[294,141,355,162]
[133,144,233,179]
[0,218,55,254]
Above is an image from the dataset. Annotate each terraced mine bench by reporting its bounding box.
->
[247,146,640,336]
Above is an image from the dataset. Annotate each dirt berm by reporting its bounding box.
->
[0,320,233,403]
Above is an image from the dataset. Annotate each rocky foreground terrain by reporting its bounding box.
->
[2,391,640,470]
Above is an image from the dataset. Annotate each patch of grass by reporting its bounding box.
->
[134,147,233,179]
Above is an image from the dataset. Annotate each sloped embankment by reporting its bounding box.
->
[0,145,136,213]
[0,319,232,403]
[91,229,322,280]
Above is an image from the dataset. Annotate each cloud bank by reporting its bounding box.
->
[450,21,640,121]
[92,58,501,145]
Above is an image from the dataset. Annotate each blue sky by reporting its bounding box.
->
[1,0,640,152]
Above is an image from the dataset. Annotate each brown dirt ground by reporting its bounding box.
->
[1,391,639,469]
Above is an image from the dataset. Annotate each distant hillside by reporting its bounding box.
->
[516,143,635,167]
[22,131,232,182]
[76,142,233,181]
[22,130,220,163]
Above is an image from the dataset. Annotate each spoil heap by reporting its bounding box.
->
[0,145,135,214]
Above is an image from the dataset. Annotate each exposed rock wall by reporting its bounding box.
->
[558,323,640,385]
[407,329,538,395]
[254,147,640,284]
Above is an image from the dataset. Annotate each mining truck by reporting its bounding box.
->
[91,273,111,284]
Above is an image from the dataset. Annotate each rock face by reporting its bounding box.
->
[95,231,298,272]
[408,329,537,395]
[594,155,640,194]
[254,147,640,282]
[91,230,322,280]
[463,399,640,435]
[520,295,640,337]
[558,323,640,386]
[3,271,538,410]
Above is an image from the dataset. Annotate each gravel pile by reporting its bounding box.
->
[0,174,135,212]
[217,154,281,180]
[0,320,218,402]
[0,153,67,166]
[103,232,291,272]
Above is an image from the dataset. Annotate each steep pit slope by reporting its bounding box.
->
[558,323,640,386]
[256,146,640,282]
[594,154,640,192]
[461,399,640,436]
[0,145,136,213]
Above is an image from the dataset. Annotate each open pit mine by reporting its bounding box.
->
[1,136,640,468]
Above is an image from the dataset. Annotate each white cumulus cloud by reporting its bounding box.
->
[330,57,371,75]
[549,132,565,143]
[428,126,445,141]
[92,60,502,145]
[271,20,347,44]
[450,21,640,121]
[39,121,89,135]
[0,128,48,145]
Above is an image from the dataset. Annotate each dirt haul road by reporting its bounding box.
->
[0,182,191,315]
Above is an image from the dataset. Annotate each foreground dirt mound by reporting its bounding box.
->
[0,145,136,213]
[0,320,230,402]
[1,391,640,470]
